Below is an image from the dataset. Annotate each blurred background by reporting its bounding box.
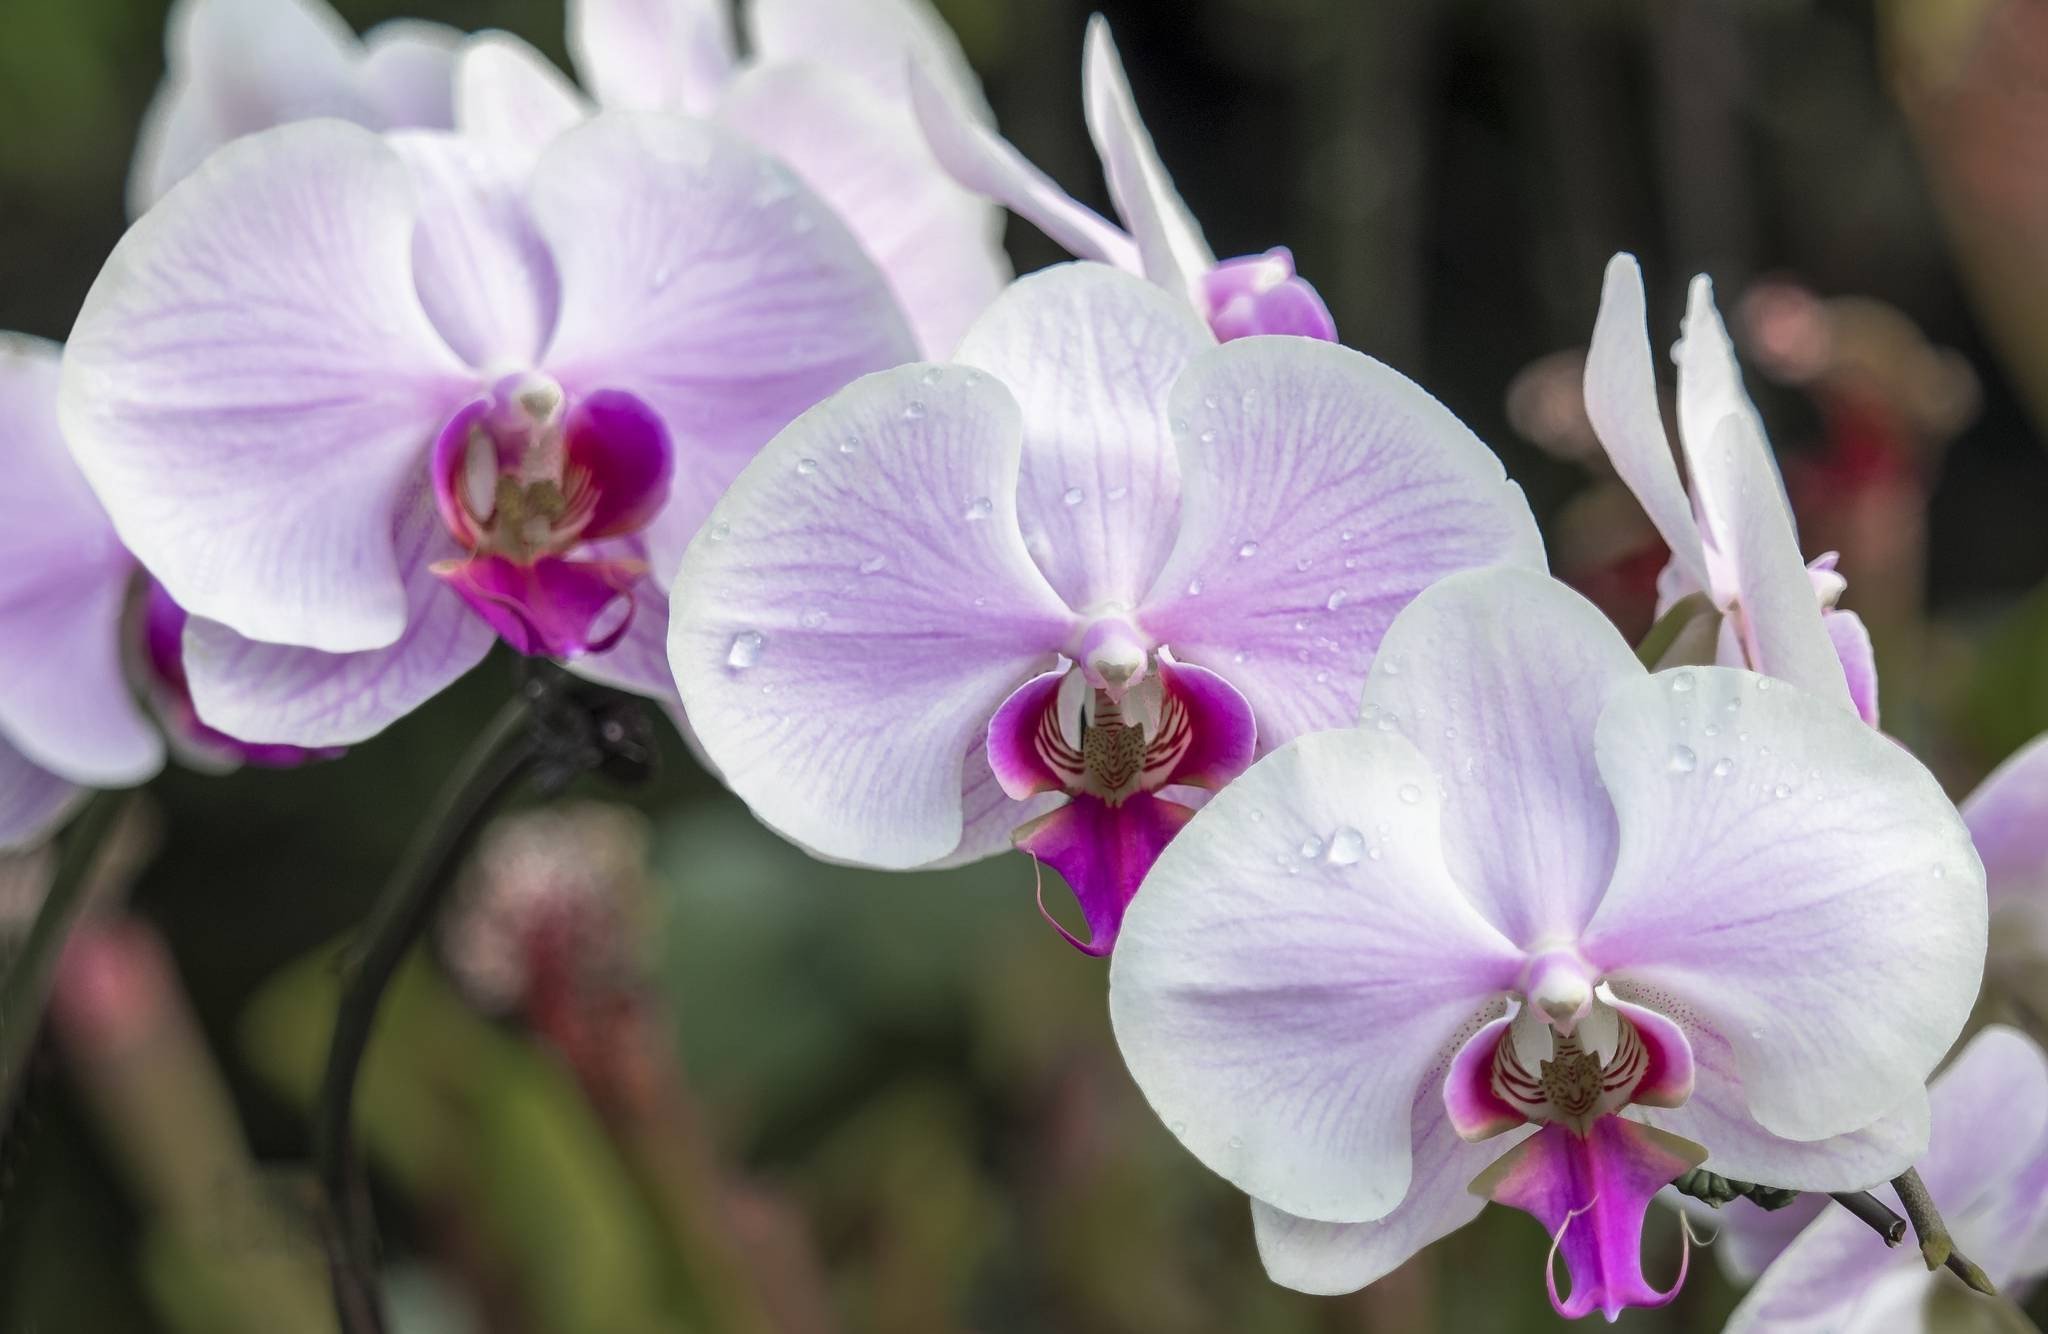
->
[2,0,2047,1329]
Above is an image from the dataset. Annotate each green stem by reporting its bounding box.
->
[1634,590,1719,670]
[0,788,126,1115]
[1892,1166,1999,1295]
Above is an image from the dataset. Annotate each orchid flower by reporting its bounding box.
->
[1958,730,2048,1025]
[1724,1025,2048,1333]
[129,0,460,215]
[668,260,1542,954]
[1584,253,1877,723]
[910,15,1336,346]
[449,0,1008,356]
[1108,566,1985,1318]
[61,111,913,750]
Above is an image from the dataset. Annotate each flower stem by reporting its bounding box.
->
[313,664,657,1334]
[0,787,126,1117]
[1892,1166,1999,1295]
[1828,1190,1908,1245]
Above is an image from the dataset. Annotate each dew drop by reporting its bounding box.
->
[1248,809,1265,823]
[1398,782,1422,804]
[706,520,730,543]
[1340,530,1355,543]
[1238,541,1260,559]
[1932,864,1947,880]
[1671,672,1695,694]
[1107,485,1128,501]
[726,631,764,669]
[1062,486,1084,507]
[1228,1135,1245,1151]
[902,400,927,421]
[1326,827,1365,865]
[1299,836,1325,859]
[1367,846,1385,861]
[795,457,819,476]
[799,609,827,629]
[1325,590,1348,612]
[839,437,859,455]
[1711,757,1734,777]
[1343,556,1359,570]
[1380,655,1401,677]
[1199,429,1218,444]
[1668,745,1697,774]
[919,366,944,386]
[1772,783,1792,799]
[1186,576,1205,595]
[858,554,887,574]
[1232,651,1248,665]
[962,496,993,521]
[1295,555,1314,572]
[1755,677,1773,692]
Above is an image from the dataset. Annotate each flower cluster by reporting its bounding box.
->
[4,0,2039,1327]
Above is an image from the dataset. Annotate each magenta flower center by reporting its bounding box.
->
[1198,247,1338,343]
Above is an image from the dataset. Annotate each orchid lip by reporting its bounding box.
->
[1199,247,1338,343]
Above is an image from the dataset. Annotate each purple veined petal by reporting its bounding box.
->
[907,60,1142,275]
[987,667,1068,799]
[1583,253,1712,594]
[1963,731,2048,915]
[1619,991,1929,1189]
[668,362,1077,868]
[748,0,994,125]
[1017,791,1194,957]
[387,130,560,372]
[139,582,343,769]
[64,121,475,653]
[1156,655,1256,790]
[1140,340,1547,755]
[357,20,462,129]
[1333,579,1630,907]
[532,111,918,577]
[452,31,591,169]
[1725,1026,2048,1333]
[0,336,162,787]
[1825,607,1880,726]
[1108,726,1526,1223]
[1582,665,1984,1146]
[1444,1014,1524,1142]
[1473,1117,1703,1321]
[1697,414,1855,712]
[437,553,641,659]
[955,262,1211,613]
[1674,275,1773,549]
[0,737,83,853]
[718,61,1010,358]
[1253,1087,1531,1296]
[182,487,496,747]
[569,0,736,117]
[126,0,370,215]
[926,736,1065,868]
[1081,17,1214,300]
[565,389,675,541]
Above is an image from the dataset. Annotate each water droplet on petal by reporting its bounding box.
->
[1381,655,1401,677]
[963,496,993,521]
[1668,745,1697,774]
[795,457,819,476]
[1772,783,1792,799]
[1107,485,1128,501]
[1238,541,1260,559]
[1227,1134,1244,1150]
[903,400,927,421]
[707,521,730,542]
[1186,576,1205,595]
[1367,846,1385,861]
[726,631,765,669]
[1295,555,1313,571]
[859,554,887,574]
[1398,782,1422,803]
[1711,757,1734,777]
[1340,530,1355,543]
[839,437,859,455]
[800,609,827,629]
[920,367,944,386]
[1062,486,1084,506]
[1671,672,1695,694]
[1299,836,1325,859]
[1755,677,1773,691]
[1326,827,1365,865]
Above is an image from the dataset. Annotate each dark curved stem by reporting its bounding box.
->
[0,788,126,1117]
[1829,1190,1908,1245]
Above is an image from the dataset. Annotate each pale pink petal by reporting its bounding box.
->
[1825,608,1880,725]
[954,262,1211,612]
[1583,253,1710,592]
[1674,274,1771,542]
[907,61,1141,273]
[1252,1087,1529,1294]
[562,548,681,707]
[1081,17,1213,299]
[1335,568,1632,946]
[0,337,162,786]
[1964,731,2048,914]
[568,0,735,117]
[1584,666,1984,1146]
[0,740,82,852]
[748,0,992,123]
[1139,340,1547,753]
[928,740,1063,868]
[1108,726,1525,1222]
[358,20,462,128]
[719,62,1008,358]
[63,121,474,653]
[182,488,495,747]
[669,364,1076,869]
[532,111,917,576]
[451,31,589,168]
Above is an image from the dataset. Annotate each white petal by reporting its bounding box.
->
[1109,726,1524,1222]
[357,20,462,129]
[1081,17,1213,299]
[452,31,590,168]
[747,0,992,124]
[568,0,735,116]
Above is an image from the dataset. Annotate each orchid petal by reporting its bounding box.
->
[1140,340,1547,752]
[1584,254,1710,593]
[1674,275,1771,548]
[748,0,992,123]
[388,130,560,371]
[669,363,1076,868]
[437,554,640,659]
[0,337,162,786]
[532,111,918,573]
[1826,608,1880,725]
[1081,17,1213,299]
[907,61,1142,274]
[560,545,681,706]
[1699,414,1855,711]
[1963,731,2048,913]
[452,31,589,167]
[1108,726,1525,1222]
[63,121,474,653]
[987,667,1067,800]
[718,61,1009,357]
[1252,1086,1528,1295]
[1443,1015,1523,1142]
[568,0,735,116]
[127,0,367,214]
[182,489,495,747]
[1156,656,1257,789]
[358,20,461,128]
[1584,666,1984,1145]
[1019,792,1193,957]
[930,740,1065,867]
[955,262,1210,611]
[1342,568,1632,946]
[0,739,82,852]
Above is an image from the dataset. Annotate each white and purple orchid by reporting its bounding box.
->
[669,261,1542,954]
[1585,253,1878,723]
[60,106,914,750]
[1724,1025,2048,1332]
[449,0,1009,357]
[911,16,1336,346]
[1108,566,1984,1317]
[129,0,460,215]
[1957,731,2048,1027]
